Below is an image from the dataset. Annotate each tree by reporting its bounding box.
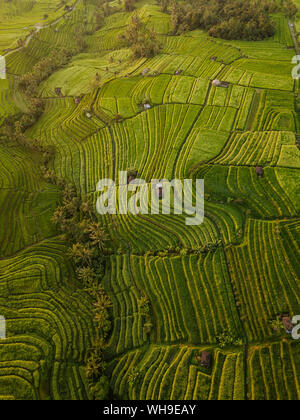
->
[123,13,161,58]
[169,0,277,40]
[282,0,298,17]
[87,222,108,251]
[77,266,97,287]
[85,351,104,380]
[159,0,169,13]
[124,0,136,12]
[81,197,95,219]
[68,243,94,265]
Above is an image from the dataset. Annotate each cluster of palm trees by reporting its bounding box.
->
[51,184,113,395]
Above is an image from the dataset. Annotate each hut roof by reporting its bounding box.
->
[212,79,221,86]
[255,166,264,176]
[128,175,136,184]
[200,351,212,368]
[282,316,293,332]
[156,183,163,198]
[141,68,150,76]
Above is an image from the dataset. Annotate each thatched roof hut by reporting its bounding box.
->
[212,79,229,88]
[282,316,293,333]
[200,351,212,369]
[141,68,150,76]
[156,183,163,199]
[55,87,62,96]
[128,175,136,184]
[255,166,264,178]
[212,79,222,87]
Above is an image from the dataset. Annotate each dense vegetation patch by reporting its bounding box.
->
[168,0,297,40]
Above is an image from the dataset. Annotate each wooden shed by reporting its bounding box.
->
[200,351,212,369]
[282,316,293,334]
[255,166,264,178]
[55,87,62,96]
[128,175,136,184]
[212,79,229,88]
[156,183,163,199]
[141,68,150,76]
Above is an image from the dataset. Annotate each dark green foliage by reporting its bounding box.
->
[121,13,161,58]
[170,0,297,40]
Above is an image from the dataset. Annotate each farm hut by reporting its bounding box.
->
[282,316,293,334]
[55,87,62,96]
[128,175,136,184]
[255,166,264,178]
[74,97,81,105]
[210,56,217,61]
[175,69,183,75]
[86,112,92,119]
[200,351,212,369]
[156,183,163,199]
[144,103,151,110]
[141,68,150,76]
[212,79,229,88]
[212,79,222,87]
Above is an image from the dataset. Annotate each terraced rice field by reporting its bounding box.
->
[0,0,299,400]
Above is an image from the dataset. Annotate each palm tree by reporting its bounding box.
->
[94,292,112,311]
[85,352,103,380]
[87,223,108,252]
[81,197,94,219]
[51,206,66,227]
[76,266,96,288]
[68,243,94,265]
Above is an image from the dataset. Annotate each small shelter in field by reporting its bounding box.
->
[210,56,217,61]
[156,183,163,199]
[143,103,151,110]
[128,175,136,184]
[175,69,183,75]
[212,79,222,87]
[55,87,62,96]
[212,79,229,88]
[74,97,81,105]
[255,166,264,178]
[141,68,150,76]
[200,351,212,369]
[282,316,293,334]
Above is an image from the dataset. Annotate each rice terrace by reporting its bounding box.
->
[0,0,299,402]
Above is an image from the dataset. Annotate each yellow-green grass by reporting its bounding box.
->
[0,0,300,401]
[0,239,95,400]
[0,0,70,53]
